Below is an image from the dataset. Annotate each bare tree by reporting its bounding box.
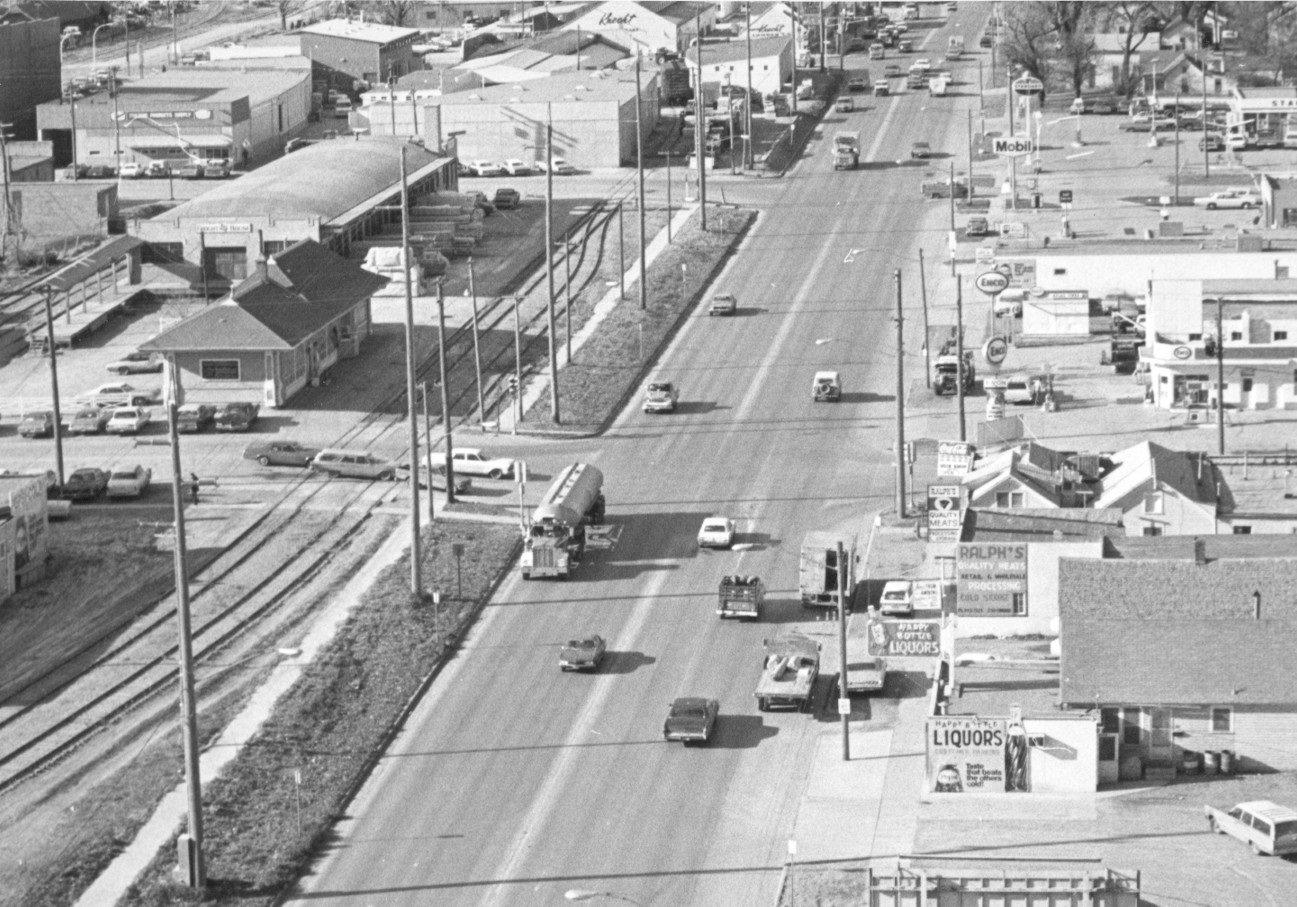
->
[277,0,297,32]
[366,1,417,28]
[1050,1,1098,96]
[1000,2,1059,96]
[1095,1,1174,98]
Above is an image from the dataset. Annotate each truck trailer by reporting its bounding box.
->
[799,530,857,608]
[832,131,861,170]
[520,462,605,579]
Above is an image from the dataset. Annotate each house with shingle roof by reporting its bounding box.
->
[1059,536,1297,777]
[140,239,386,408]
[1092,441,1218,536]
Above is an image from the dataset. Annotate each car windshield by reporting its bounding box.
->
[649,383,673,392]
[704,520,728,531]
[111,470,136,479]
[674,703,705,718]
[883,590,907,600]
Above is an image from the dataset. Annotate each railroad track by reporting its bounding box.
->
[0,184,637,795]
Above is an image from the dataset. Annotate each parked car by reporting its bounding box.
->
[1068,97,1088,115]
[60,467,109,501]
[883,63,903,78]
[177,404,217,433]
[879,580,915,615]
[643,380,680,413]
[243,440,321,467]
[535,157,575,175]
[106,406,151,434]
[466,160,504,177]
[1192,189,1260,210]
[910,141,932,159]
[492,187,521,210]
[440,447,517,479]
[965,215,990,237]
[106,350,162,375]
[203,160,232,178]
[214,401,259,431]
[106,464,152,498]
[18,410,55,438]
[1206,801,1297,856]
[697,515,737,549]
[709,293,737,316]
[309,449,399,480]
[559,635,606,672]
[663,697,719,744]
[847,78,868,93]
[144,161,170,178]
[119,161,145,178]
[912,58,931,72]
[1090,99,1118,115]
[1200,133,1225,152]
[175,162,204,179]
[922,178,968,199]
[284,137,316,154]
[82,383,159,407]
[500,159,532,175]
[835,96,854,113]
[68,406,112,434]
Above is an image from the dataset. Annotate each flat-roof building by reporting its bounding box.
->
[300,18,421,96]
[132,138,456,289]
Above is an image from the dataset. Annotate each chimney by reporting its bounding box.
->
[1193,538,1207,565]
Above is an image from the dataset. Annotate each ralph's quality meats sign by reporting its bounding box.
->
[956,543,1027,615]
[926,716,1007,793]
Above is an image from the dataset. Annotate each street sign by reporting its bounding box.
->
[838,698,852,716]
[975,271,1010,296]
[992,137,1034,157]
[1012,75,1044,94]
[983,336,1009,365]
[1059,189,1073,204]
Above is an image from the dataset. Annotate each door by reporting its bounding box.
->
[1149,708,1173,766]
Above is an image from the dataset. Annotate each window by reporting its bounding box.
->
[1142,525,1163,536]
[200,359,240,380]
[1233,525,1252,535]
[1053,268,1067,275]
[1243,378,1254,392]
[1231,331,1243,341]
[1011,593,1026,615]
[1100,708,1120,733]
[995,491,1025,507]
[1122,708,1142,745]
[1189,332,1203,341]
[1211,706,1233,732]
[1276,331,1289,341]
[1144,492,1164,514]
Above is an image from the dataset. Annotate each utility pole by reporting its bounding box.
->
[665,151,673,242]
[1174,90,1181,207]
[836,539,850,762]
[919,249,931,389]
[948,160,957,276]
[388,71,397,135]
[695,14,708,231]
[468,257,485,426]
[1202,64,1210,179]
[745,4,754,169]
[790,7,799,115]
[617,201,625,300]
[544,103,560,423]
[110,68,122,191]
[967,109,975,201]
[1216,296,1226,456]
[168,401,205,889]
[513,295,523,432]
[0,121,16,261]
[437,281,457,501]
[43,288,65,487]
[635,55,648,310]
[1007,65,1016,211]
[421,383,435,521]
[894,270,906,518]
[399,148,422,594]
[819,1,826,74]
[956,279,967,443]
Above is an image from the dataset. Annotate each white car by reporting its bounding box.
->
[105,406,151,434]
[911,58,931,72]
[82,383,161,407]
[119,161,144,178]
[697,516,736,549]
[106,464,152,498]
[1192,189,1260,210]
[441,448,517,479]
[106,351,163,375]
[500,159,532,176]
[467,160,504,177]
[535,157,576,175]
[879,580,915,616]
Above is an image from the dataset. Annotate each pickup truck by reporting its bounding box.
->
[718,575,764,620]
[755,633,820,711]
[1205,801,1297,856]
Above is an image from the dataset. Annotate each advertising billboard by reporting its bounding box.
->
[865,617,942,657]
[956,543,1027,615]
[927,716,1007,793]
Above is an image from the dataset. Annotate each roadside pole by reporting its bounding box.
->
[436,282,457,503]
[544,104,560,423]
[919,249,931,389]
[42,288,65,488]
[1174,91,1181,206]
[956,279,967,443]
[635,56,648,310]
[665,151,672,242]
[695,13,708,230]
[421,383,435,521]
[1202,71,1210,179]
[1217,296,1226,456]
[467,257,485,427]
[894,270,906,518]
[745,4,754,169]
[399,148,423,593]
[948,161,957,276]
[512,295,523,432]
[1007,66,1016,211]
[967,109,975,201]
[837,540,850,762]
[562,228,573,363]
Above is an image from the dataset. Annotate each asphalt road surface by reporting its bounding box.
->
[290,10,987,907]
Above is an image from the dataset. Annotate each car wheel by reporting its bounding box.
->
[257,455,271,467]
[488,469,503,479]
[379,470,394,481]
[1206,203,1217,210]
[1251,841,1264,856]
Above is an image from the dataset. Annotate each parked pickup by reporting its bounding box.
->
[718,574,764,620]
[1205,801,1297,856]
[215,401,259,431]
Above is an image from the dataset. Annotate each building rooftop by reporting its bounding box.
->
[1200,278,1297,297]
[43,65,310,112]
[946,638,1062,718]
[300,18,419,44]
[685,35,791,65]
[144,138,443,225]
[638,2,713,25]
[435,68,644,105]
[962,508,1125,542]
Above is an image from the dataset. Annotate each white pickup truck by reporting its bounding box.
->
[755,633,820,711]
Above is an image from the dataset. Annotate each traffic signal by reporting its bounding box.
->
[508,374,519,394]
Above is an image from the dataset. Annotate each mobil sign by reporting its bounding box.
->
[992,137,1035,157]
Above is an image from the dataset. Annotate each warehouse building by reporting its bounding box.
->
[564,2,715,55]
[131,137,456,288]
[299,18,421,97]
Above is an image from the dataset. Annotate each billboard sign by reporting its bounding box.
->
[927,716,1008,793]
[927,482,963,541]
[865,617,942,657]
[956,543,1028,615]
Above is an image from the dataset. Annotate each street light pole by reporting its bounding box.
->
[635,56,648,310]
[745,4,754,169]
[544,103,560,423]
[43,288,65,487]
[436,281,457,501]
[665,150,672,242]
[694,13,708,230]
[956,278,967,443]
[1216,296,1226,456]
[562,229,573,364]
[399,148,423,594]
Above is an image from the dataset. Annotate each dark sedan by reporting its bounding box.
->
[61,467,110,501]
[243,440,320,467]
[663,697,719,744]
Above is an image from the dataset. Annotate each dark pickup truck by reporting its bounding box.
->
[215,401,260,432]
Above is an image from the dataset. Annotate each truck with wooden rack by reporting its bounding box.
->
[520,462,605,579]
[717,575,764,619]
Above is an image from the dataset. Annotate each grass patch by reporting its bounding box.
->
[523,206,756,433]
[121,521,520,906]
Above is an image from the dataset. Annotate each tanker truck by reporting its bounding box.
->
[520,462,606,579]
